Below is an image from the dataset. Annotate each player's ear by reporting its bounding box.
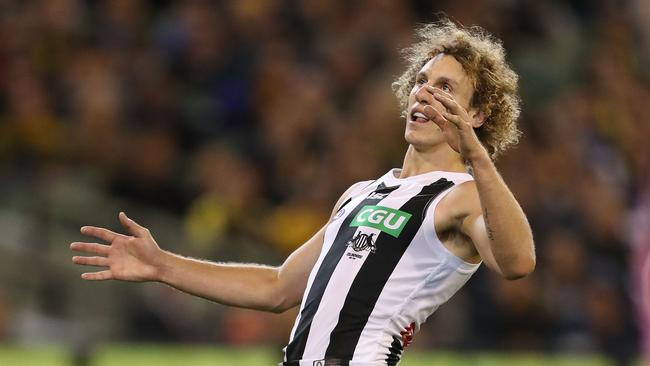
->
[469,108,485,128]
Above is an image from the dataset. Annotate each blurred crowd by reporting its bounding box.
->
[0,0,648,364]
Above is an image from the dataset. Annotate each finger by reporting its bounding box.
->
[81,270,113,281]
[424,107,457,131]
[426,86,453,100]
[119,212,148,238]
[442,111,466,129]
[70,242,111,255]
[423,106,455,129]
[73,255,109,267]
[80,226,122,242]
[433,92,464,115]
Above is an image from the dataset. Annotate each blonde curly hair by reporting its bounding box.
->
[392,18,522,160]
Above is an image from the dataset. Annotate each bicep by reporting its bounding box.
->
[449,181,502,275]
[461,211,502,275]
[276,225,327,309]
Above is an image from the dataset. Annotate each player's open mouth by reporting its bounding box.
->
[410,111,430,123]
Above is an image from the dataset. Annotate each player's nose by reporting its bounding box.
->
[414,84,435,105]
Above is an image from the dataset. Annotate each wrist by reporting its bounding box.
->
[467,147,491,168]
[152,249,175,283]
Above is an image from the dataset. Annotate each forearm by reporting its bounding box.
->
[155,250,285,312]
[470,154,535,278]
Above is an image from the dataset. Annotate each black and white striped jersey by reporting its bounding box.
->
[281,169,481,366]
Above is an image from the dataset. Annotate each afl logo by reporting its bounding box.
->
[347,232,376,253]
[333,208,346,221]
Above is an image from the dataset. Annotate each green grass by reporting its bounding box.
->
[0,345,71,366]
[93,345,276,366]
[400,351,612,366]
[0,344,617,366]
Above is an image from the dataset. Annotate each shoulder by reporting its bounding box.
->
[329,180,374,217]
[348,179,375,194]
[436,179,481,225]
[341,180,375,201]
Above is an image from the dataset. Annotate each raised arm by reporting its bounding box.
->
[424,88,535,280]
[465,156,535,279]
[70,183,363,313]
[442,168,536,280]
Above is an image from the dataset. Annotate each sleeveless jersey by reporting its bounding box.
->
[282,169,481,366]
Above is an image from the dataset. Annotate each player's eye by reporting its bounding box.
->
[441,83,452,92]
[416,77,427,86]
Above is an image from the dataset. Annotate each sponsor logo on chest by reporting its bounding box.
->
[349,205,412,238]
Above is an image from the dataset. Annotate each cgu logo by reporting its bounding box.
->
[350,205,412,237]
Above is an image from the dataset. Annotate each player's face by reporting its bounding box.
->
[404,53,476,149]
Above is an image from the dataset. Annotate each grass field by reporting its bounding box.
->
[0,344,617,366]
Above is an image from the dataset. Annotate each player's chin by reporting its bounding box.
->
[405,134,436,148]
[404,124,442,145]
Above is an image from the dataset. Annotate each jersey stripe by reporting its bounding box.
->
[385,336,403,366]
[285,182,400,361]
[324,178,454,359]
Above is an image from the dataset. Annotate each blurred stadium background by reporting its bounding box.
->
[0,0,648,365]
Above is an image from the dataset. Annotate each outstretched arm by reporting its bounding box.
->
[71,184,361,313]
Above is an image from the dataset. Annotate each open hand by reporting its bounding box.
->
[422,87,488,162]
[70,212,164,282]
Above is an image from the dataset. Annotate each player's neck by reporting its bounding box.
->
[398,144,466,178]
